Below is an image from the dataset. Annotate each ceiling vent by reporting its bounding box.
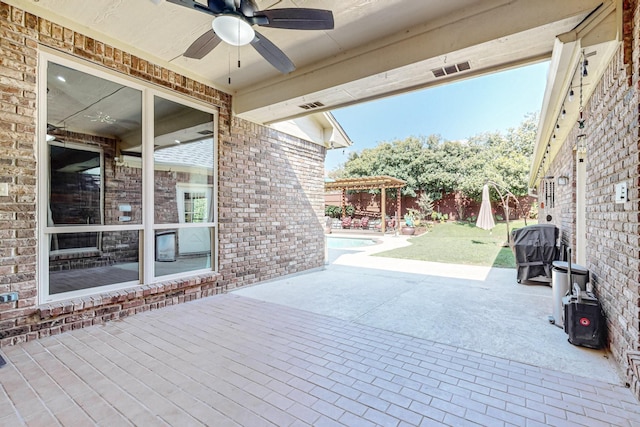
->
[197,129,214,135]
[299,101,325,110]
[431,61,471,78]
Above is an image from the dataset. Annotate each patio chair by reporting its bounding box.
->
[361,216,370,229]
[341,217,352,229]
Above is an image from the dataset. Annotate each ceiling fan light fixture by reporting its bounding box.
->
[213,14,255,46]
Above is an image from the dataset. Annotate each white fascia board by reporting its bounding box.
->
[529,38,580,189]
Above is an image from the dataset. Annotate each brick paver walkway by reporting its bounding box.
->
[0,294,638,426]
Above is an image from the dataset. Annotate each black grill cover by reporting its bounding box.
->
[510,224,559,282]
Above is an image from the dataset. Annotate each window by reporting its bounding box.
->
[153,95,215,277]
[48,142,103,252]
[39,53,217,303]
[183,191,208,223]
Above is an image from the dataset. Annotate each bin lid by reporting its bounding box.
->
[551,261,588,275]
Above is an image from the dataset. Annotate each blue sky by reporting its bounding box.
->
[326,61,550,173]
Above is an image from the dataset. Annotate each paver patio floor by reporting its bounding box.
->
[1,293,638,426]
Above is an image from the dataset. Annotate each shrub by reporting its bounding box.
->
[430,212,449,223]
[416,193,434,218]
[345,205,355,217]
[325,205,342,218]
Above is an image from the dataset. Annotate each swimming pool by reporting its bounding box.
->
[326,236,378,249]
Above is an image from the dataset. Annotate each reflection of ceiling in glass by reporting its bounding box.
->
[154,139,214,170]
[47,63,142,138]
[50,145,101,174]
[154,96,214,149]
[47,63,215,153]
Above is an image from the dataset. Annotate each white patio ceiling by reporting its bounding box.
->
[7,0,614,126]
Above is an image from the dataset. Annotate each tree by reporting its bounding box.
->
[342,136,431,196]
[335,113,537,203]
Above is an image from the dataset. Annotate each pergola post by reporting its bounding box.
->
[341,188,346,217]
[397,189,402,234]
[381,186,386,234]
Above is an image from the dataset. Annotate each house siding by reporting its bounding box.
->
[0,2,325,345]
[541,2,640,396]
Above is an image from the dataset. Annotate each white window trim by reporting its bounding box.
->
[38,51,219,304]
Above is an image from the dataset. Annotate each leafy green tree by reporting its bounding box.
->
[342,136,430,196]
[331,113,537,203]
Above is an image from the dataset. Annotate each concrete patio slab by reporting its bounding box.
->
[235,234,625,386]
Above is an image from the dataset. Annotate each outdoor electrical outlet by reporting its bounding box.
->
[0,292,18,303]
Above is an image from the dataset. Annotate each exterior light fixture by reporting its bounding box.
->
[576,134,587,155]
[561,108,566,120]
[582,59,589,77]
[213,14,255,46]
[568,89,574,102]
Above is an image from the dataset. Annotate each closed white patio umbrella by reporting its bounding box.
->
[476,184,495,231]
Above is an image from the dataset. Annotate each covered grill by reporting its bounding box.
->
[511,224,559,283]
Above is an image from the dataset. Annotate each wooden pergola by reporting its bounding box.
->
[324,175,406,233]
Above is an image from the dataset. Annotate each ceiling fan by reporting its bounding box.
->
[158,0,334,74]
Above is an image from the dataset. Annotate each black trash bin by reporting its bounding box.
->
[511,224,559,283]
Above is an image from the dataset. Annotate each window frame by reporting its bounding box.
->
[38,50,219,304]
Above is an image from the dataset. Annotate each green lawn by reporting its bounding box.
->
[374,219,535,268]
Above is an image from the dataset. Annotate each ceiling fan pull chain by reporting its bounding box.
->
[237,25,241,68]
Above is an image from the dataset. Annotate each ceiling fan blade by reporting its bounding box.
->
[239,0,257,17]
[250,31,295,74]
[183,29,222,59]
[257,8,334,30]
[165,0,217,16]
[207,0,226,13]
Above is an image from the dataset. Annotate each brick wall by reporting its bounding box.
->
[219,120,325,288]
[543,29,640,396]
[0,2,326,345]
[588,43,640,395]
